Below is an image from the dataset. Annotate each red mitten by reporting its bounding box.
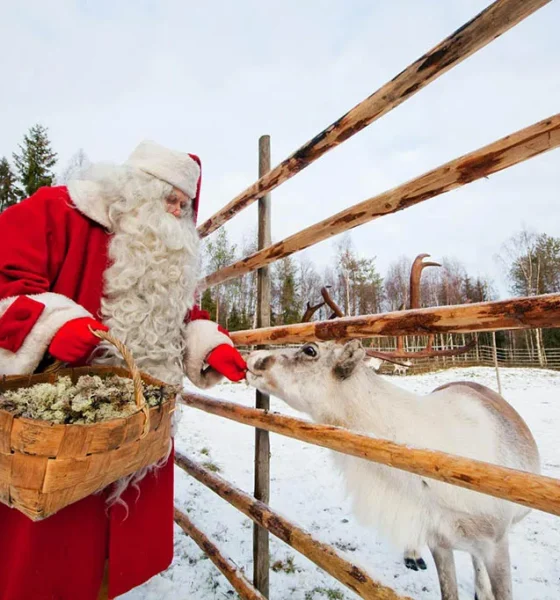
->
[48,317,109,364]
[206,344,247,382]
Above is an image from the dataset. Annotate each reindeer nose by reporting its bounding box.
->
[249,352,275,372]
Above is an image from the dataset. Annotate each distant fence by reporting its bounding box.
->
[373,344,560,374]
[258,341,560,373]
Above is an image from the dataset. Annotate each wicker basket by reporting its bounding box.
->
[0,330,176,521]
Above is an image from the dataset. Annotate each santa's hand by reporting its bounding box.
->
[206,344,247,382]
[49,317,109,364]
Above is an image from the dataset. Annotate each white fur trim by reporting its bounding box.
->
[183,320,232,389]
[67,180,112,229]
[0,293,92,376]
[125,140,200,199]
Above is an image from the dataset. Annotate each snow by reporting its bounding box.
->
[124,367,560,600]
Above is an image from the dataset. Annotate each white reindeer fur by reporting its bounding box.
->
[247,340,540,599]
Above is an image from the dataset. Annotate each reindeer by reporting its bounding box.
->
[392,361,411,376]
[246,339,540,600]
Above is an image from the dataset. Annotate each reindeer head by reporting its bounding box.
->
[246,339,366,418]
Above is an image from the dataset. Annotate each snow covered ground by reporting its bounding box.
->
[125,367,560,600]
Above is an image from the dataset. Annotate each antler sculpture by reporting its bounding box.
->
[301,286,410,367]
[301,254,475,364]
[392,253,474,359]
[301,300,326,323]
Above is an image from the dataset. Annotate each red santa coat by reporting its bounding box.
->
[0,179,230,599]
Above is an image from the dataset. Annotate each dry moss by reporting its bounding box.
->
[0,374,177,425]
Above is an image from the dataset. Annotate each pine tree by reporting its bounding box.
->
[355,256,384,315]
[200,288,217,321]
[228,305,244,331]
[0,157,18,213]
[274,257,301,325]
[384,256,412,311]
[13,124,57,199]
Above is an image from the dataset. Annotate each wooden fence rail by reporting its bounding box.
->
[229,294,560,346]
[174,507,266,600]
[184,3,558,598]
[175,452,410,600]
[200,113,560,290]
[197,0,551,238]
[179,393,560,518]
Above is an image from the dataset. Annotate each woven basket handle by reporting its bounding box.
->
[90,328,150,438]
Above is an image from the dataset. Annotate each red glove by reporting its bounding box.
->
[48,317,109,364]
[206,344,247,382]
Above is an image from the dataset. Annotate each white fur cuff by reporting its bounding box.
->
[0,293,92,375]
[183,320,233,389]
[67,180,112,229]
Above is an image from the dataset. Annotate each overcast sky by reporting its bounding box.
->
[2,1,559,298]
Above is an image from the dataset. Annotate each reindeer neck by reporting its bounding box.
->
[318,368,421,438]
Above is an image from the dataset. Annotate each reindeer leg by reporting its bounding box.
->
[404,548,427,571]
[480,537,513,600]
[430,545,459,600]
[472,554,493,600]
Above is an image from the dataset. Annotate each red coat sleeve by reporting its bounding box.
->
[0,191,53,299]
[0,190,91,375]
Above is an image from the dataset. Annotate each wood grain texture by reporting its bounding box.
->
[229,294,560,346]
[201,114,560,289]
[179,393,560,518]
[197,0,551,238]
[176,452,411,600]
[0,366,174,521]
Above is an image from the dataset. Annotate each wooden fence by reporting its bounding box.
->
[174,1,559,598]
[381,344,560,374]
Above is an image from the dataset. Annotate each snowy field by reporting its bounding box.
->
[125,367,560,600]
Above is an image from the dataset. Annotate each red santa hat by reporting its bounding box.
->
[125,140,201,211]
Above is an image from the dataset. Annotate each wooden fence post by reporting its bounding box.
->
[492,331,503,396]
[254,134,271,596]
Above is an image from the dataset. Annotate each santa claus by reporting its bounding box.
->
[0,141,247,599]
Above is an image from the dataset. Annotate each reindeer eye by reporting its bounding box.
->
[302,345,317,358]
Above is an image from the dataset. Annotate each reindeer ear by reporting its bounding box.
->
[333,339,366,380]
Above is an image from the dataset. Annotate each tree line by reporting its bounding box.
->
[200,227,560,354]
[3,125,558,354]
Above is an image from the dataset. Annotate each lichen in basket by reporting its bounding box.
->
[0,375,177,424]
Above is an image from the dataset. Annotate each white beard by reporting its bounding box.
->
[92,189,200,386]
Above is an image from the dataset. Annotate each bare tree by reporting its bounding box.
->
[56,149,91,184]
[496,228,549,364]
[203,228,237,327]
[384,256,412,311]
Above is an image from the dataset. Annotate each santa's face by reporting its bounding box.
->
[165,188,191,218]
[94,174,201,384]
